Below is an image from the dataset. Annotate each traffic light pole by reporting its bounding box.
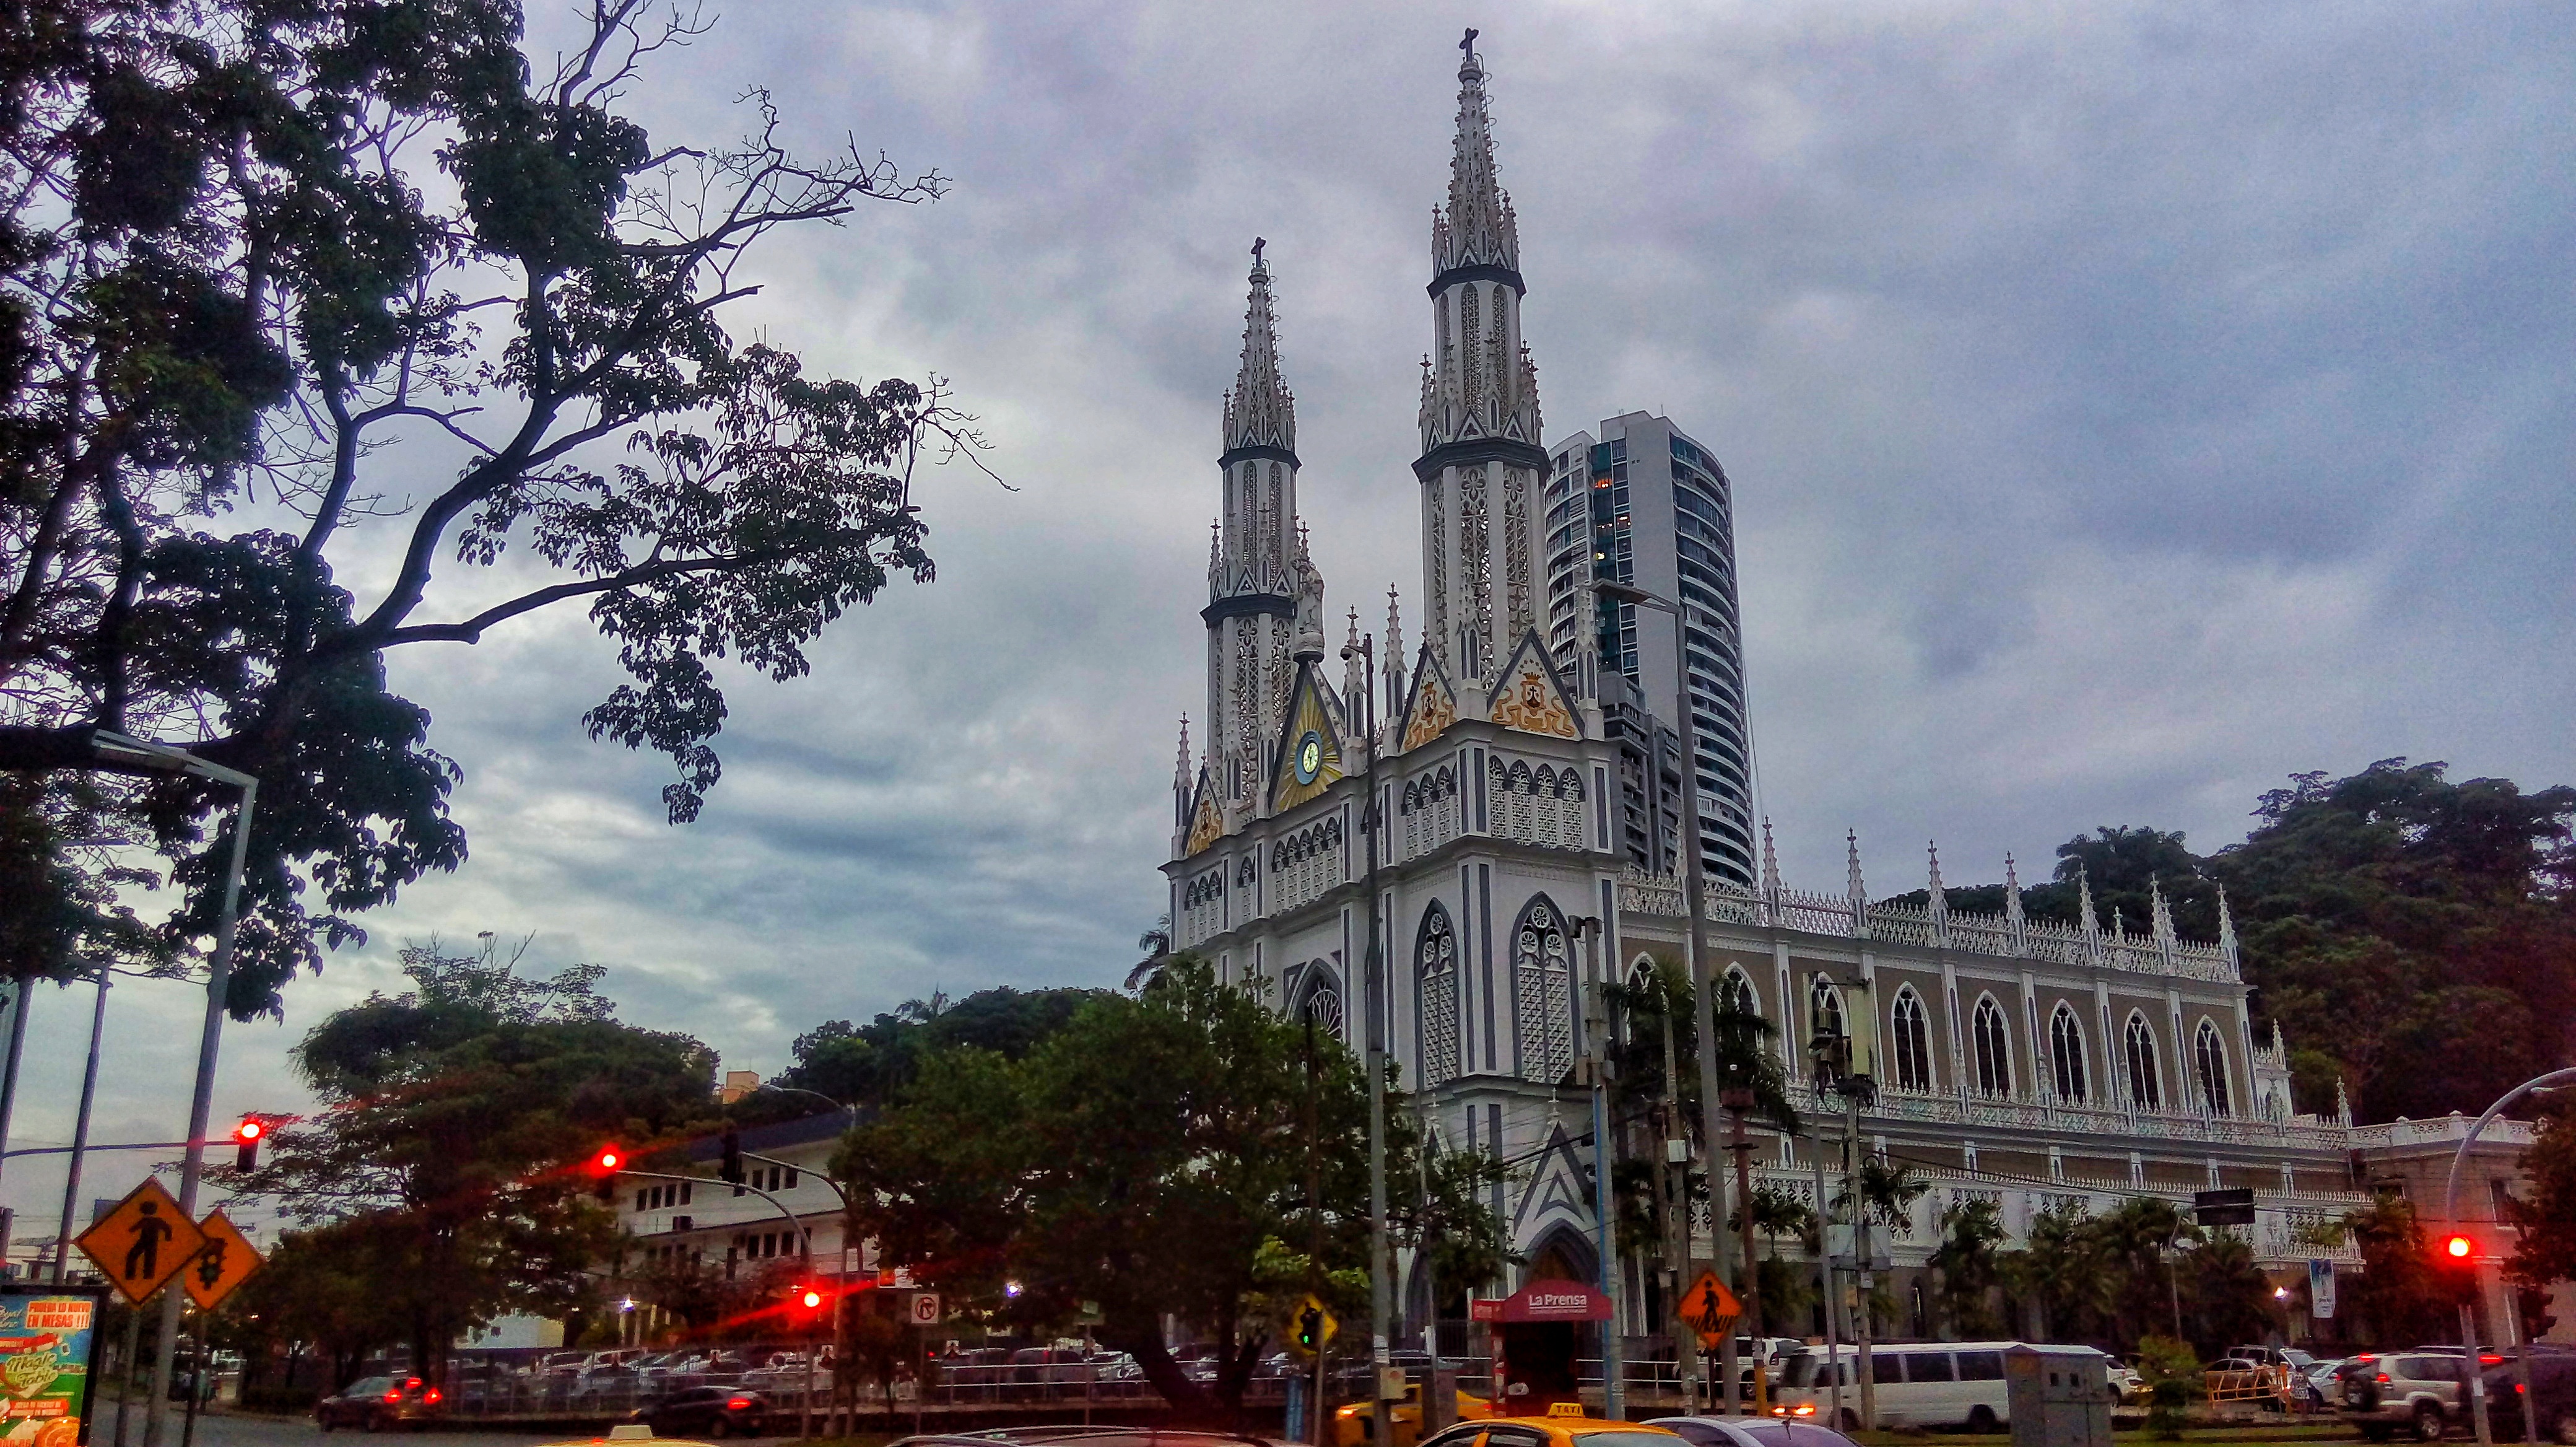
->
[2441,1067,2576,1447]
[1344,629,1394,1447]
[742,1149,857,1436]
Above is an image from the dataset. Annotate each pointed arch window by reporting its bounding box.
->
[1808,976,1845,1047]
[1720,966,1757,1018]
[2050,1004,2089,1103]
[1513,898,1573,1085]
[1971,995,2012,1097]
[1460,285,1484,411]
[1297,964,1344,1039]
[1417,906,1460,1086]
[1888,987,1933,1093]
[2194,1020,2232,1116]
[2124,1013,2163,1111]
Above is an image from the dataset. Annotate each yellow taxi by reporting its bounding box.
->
[1365,1404,1687,1447]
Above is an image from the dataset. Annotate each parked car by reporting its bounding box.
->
[2341,1350,2491,1441]
[316,1375,445,1432]
[632,1384,769,1438]
[2480,1355,2576,1445]
[1651,1415,1866,1447]
[938,1347,1016,1401]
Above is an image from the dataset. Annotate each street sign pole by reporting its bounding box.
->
[141,764,255,1447]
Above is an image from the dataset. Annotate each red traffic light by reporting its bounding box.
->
[593,1147,622,1173]
[799,1287,824,1310]
[233,1119,264,1144]
[2445,1234,2474,1259]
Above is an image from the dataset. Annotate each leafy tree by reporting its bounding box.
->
[840,956,1505,1424]
[1928,1198,2006,1337]
[2091,1197,2195,1347]
[2216,760,2576,1121]
[762,984,1098,1118]
[0,0,984,1016]
[241,937,714,1378]
[2507,1104,2576,1300]
[2336,1196,2472,1347]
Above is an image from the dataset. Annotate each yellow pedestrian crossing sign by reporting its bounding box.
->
[74,1180,206,1306]
[1676,1269,1741,1349]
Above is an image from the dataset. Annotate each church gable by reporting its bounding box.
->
[1183,766,1225,857]
[1269,660,1346,814]
[1397,644,1459,754]
[1510,1124,1596,1233]
[1488,630,1580,740]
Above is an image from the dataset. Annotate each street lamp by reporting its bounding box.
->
[1595,579,1734,1411]
[2440,1065,2576,1447]
[87,730,257,1447]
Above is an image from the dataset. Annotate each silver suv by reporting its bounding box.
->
[2341,1350,2472,1441]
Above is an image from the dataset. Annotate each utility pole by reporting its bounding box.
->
[1813,1129,1839,1430]
[1343,622,1395,1447]
[1848,1096,1875,1433]
[1573,917,1622,1419]
[1304,1017,1327,1447]
[1721,1088,1765,1416]
[51,963,112,1283]
[1597,579,1728,1415]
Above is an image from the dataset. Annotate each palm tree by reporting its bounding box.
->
[1125,915,1175,991]
[2001,1204,2115,1342]
[1927,1198,2006,1336]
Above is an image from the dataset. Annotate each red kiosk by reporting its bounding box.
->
[1469,1279,1614,1415]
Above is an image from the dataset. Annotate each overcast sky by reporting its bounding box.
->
[9,0,2572,1244]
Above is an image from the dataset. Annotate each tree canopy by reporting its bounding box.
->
[840,956,1505,1423]
[240,937,714,1375]
[0,0,981,1015]
[751,984,1100,1121]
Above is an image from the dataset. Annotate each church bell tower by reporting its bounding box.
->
[1204,241,1325,813]
[1416,30,1546,687]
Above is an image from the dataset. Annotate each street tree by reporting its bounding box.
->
[841,956,1506,1423]
[1928,1197,2006,1337]
[0,0,982,1015]
[241,937,713,1377]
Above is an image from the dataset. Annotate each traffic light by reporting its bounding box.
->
[590,1146,623,1201]
[1294,1304,1324,1355]
[2445,1234,2474,1261]
[720,1127,744,1186]
[232,1117,264,1171]
[800,1286,825,1311]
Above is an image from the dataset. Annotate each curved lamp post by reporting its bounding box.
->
[2440,1067,2576,1447]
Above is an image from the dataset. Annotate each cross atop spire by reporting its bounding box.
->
[1434,30,1518,275]
[1223,239,1295,456]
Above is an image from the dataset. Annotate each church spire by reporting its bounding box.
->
[1414,33,1547,686]
[1434,30,1518,276]
[1223,238,1295,457]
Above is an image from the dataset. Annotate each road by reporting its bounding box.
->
[151,1416,814,1447]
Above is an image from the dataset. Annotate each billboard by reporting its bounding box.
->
[0,1287,105,1447]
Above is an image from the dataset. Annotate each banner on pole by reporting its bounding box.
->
[2308,1259,2337,1319]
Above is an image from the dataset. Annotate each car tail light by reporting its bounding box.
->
[2377,1373,2392,1385]
[425,1389,442,1404]
[2482,1355,2503,1365]
[404,1378,422,1389]
[727,1399,751,1410]
[383,1391,401,1403]
[1791,1404,1816,1417]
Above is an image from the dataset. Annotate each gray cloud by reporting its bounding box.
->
[8,0,2571,1233]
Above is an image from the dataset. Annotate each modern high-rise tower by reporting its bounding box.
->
[1543,413,1756,886]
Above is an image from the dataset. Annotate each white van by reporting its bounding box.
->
[1770,1340,2111,1432]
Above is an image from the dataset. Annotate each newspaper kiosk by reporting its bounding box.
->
[1471,1279,1613,1416]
